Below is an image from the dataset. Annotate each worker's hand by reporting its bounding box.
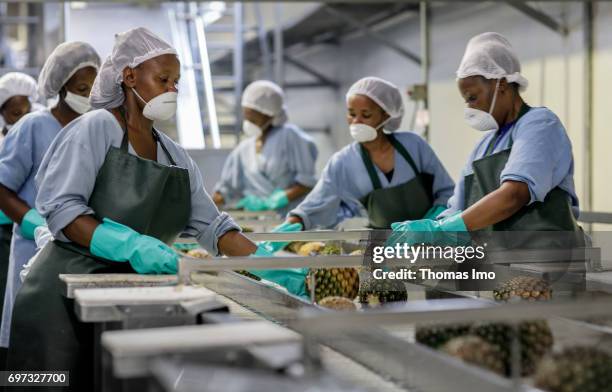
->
[258,222,303,254]
[21,209,46,240]
[0,210,12,226]
[90,218,178,274]
[422,205,447,220]
[236,194,268,211]
[387,213,469,247]
[212,192,225,207]
[263,189,289,210]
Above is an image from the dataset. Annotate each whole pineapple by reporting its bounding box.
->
[306,268,360,302]
[493,276,552,302]
[415,323,472,349]
[534,346,612,392]
[358,278,408,307]
[442,336,505,375]
[470,320,553,376]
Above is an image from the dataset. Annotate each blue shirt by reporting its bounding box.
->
[213,124,318,215]
[290,132,455,229]
[440,107,579,219]
[35,109,240,255]
[0,109,62,347]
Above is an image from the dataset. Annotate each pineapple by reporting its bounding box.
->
[306,268,360,302]
[358,278,408,307]
[318,296,357,311]
[534,346,612,392]
[442,336,505,375]
[493,276,552,302]
[415,323,472,349]
[297,242,325,256]
[470,320,553,376]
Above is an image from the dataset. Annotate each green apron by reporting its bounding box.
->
[6,124,191,391]
[359,134,434,229]
[463,104,584,248]
[0,225,11,369]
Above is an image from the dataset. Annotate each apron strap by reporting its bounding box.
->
[116,106,178,166]
[359,133,421,190]
[359,144,383,190]
[387,133,421,175]
[152,129,178,166]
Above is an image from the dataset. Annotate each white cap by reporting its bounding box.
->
[38,41,101,99]
[0,72,38,108]
[456,32,528,92]
[346,77,404,131]
[90,27,177,110]
[241,80,288,127]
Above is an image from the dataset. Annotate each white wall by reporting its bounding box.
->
[280,2,612,215]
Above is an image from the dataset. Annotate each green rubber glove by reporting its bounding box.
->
[387,212,469,247]
[0,211,12,226]
[21,209,46,240]
[264,189,289,210]
[250,245,308,297]
[236,194,268,211]
[90,218,178,274]
[258,222,303,254]
[423,205,447,220]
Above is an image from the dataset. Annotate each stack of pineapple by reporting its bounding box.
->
[294,242,409,309]
[416,276,555,377]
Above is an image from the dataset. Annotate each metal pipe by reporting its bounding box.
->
[233,2,244,144]
[194,10,221,148]
[323,5,421,65]
[273,3,284,87]
[506,1,569,36]
[583,2,594,219]
[283,55,339,88]
[419,1,430,141]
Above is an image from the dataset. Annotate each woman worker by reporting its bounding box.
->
[0,72,38,138]
[283,76,454,232]
[0,72,38,363]
[7,28,259,389]
[0,42,100,353]
[390,32,583,247]
[213,80,318,215]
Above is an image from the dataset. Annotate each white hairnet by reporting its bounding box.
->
[346,77,404,131]
[241,80,288,127]
[90,27,178,110]
[0,72,38,108]
[38,42,101,99]
[456,32,528,92]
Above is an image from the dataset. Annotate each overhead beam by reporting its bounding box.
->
[323,5,421,65]
[506,1,569,36]
[283,55,339,89]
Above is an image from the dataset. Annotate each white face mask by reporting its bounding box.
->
[242,120,262,138]
[463,79,501,132]
[65,91,91,115]
[132,88,178,122]
[349,117,390,143]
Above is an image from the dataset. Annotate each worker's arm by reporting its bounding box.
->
[218,230,257,256]
[461,180,530,231]
[284,183,311,202]
[62,215,100,247]
[0,184,31,224]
